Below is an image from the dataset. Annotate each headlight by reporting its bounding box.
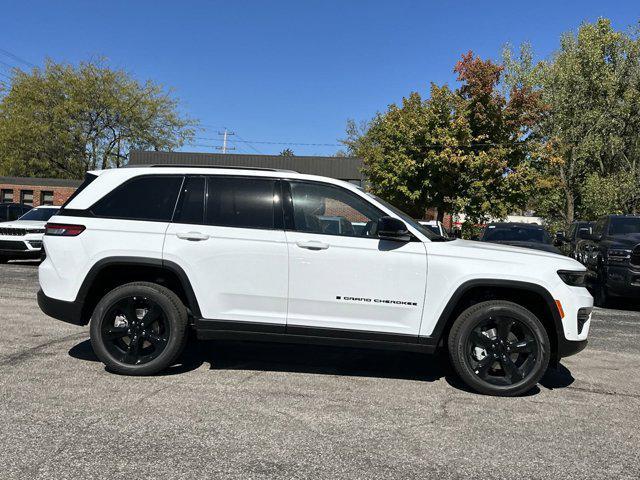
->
[607,248,631,262]
[558,270,587,287]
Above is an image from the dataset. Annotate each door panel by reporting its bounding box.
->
[164,224,288,324]
[163,175,288,325]
[283,180,427,335]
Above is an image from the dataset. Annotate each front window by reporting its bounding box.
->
[364,193,442,240]
[19,207,59,221]
[608,217,640,235]
[289,182,384,237]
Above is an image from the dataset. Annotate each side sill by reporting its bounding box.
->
[196,320,435,353]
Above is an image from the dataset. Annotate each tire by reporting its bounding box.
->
[594,280,609,308]
[447,300,550,397]
[90,281,189,375]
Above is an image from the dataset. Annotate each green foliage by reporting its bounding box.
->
[279,148,295,157]
[0,59,196,179]
[344,53,544,221]
[506,18,640,226]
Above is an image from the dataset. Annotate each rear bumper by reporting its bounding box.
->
[37,289,85,326]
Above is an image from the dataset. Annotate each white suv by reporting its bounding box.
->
[0,205,59,262]
[38,166,593,396]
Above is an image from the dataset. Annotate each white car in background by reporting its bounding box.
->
[419,220,448,237]
[0,205,59,263]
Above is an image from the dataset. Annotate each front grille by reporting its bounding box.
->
[0,227,27,236]
[0,240,28,251]
[577,307,591,335]
[631,244,640,267]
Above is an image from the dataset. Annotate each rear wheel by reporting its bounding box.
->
[448,300,550,396]
[90,282,188,375]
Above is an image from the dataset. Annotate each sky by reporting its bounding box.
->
[1,0,639,156]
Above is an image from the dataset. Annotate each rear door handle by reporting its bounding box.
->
[296,240,330,250]
[176,231,210,241]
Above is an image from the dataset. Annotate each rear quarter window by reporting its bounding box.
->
[91,175,184,222]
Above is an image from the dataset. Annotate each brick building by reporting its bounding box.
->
[0,176,82,207]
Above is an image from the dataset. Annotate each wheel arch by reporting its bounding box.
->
[422,279,563,363]
[77,256,201,324]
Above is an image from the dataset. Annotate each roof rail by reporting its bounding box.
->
[126,164,298,173]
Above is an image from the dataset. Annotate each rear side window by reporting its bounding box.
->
[92,175,183,221]
[174,176,205,224]
[205,177,277,229]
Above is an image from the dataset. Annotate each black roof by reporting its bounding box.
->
[0,176,82,188]
[128,151,364,180]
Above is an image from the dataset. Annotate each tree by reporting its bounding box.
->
[344,52,543,222]
[279,148,295,157]
[0,59,196,179]
[507,19,640,226]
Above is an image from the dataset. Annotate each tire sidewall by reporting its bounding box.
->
[90,283,186,375]
[449,302,550,396]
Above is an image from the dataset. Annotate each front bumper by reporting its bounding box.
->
[557,338,588,358]
[37,289,85,326]
[604,264,640,297]
[0,236,43,259]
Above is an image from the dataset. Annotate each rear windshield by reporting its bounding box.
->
[19,208,59,221]
[482,225,551,243]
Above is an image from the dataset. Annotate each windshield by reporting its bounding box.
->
[18,208,59,221]
[364,193,443,240]
[482,225,551,244]
[609,217,640,235]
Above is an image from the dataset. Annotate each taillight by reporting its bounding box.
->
[44,223,86,236]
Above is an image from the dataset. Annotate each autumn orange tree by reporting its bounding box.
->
[344,51,545,222]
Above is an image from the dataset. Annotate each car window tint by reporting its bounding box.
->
[289,182,384,237]
[92,176,183,221]
[205,177,276,229]
[174,176,205,224]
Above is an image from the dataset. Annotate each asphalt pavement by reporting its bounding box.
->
[1,261,639,479]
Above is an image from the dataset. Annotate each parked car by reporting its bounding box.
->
[0,202,32,222]
[418,220,449,237]
[38,166,592,396]
[555,221,594,260]
[0,205,60,263]
[479,223,562,254]
[577,214,640,306]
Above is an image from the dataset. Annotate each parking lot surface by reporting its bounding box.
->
[1,261,639,479]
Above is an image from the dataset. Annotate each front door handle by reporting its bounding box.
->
[176,231,210,241]
[296,240,330,250]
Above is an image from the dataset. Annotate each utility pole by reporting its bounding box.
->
[216,128,235,154]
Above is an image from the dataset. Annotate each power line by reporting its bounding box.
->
[233,132,264,154]
[0,48,36,68]
[195,136,342,147]
[216,128,235,154]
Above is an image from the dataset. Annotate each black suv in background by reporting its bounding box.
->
[479,223,561,254]
[556,221,594,261]
[578,215,640,305]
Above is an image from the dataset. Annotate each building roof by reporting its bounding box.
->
[129,151,364,180]
[0,176,83,188]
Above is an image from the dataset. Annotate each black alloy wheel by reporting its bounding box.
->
[90,282,188,375]
[466,316,539,386]
[101,296,170,366]
[448,300,550,396]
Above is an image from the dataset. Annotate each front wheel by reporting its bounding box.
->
[448,300,550,396]
[90,282,188,375]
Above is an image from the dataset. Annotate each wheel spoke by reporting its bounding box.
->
[142,303,161,325]
[126,297,138,322]
[500,355,523,383]
[147,333,168,348]
[496,318,514,342]
[474,355,494,379]
[509,338,536,354]
[104,327,128,340]
[470,330,492,348]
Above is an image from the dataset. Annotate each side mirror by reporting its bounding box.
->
[377,216,410,242]
[553,231,566,246]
